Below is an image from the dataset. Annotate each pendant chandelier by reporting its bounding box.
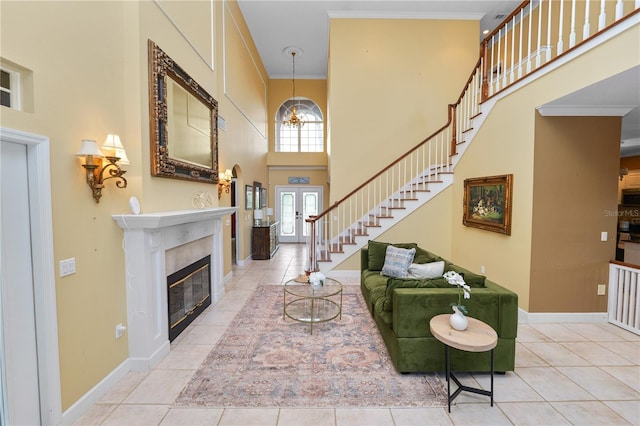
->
[284,48,304,128]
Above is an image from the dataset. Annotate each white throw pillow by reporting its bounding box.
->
[407,261,445,279]
[380,246,416,278]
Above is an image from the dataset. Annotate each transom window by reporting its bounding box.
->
[276,98,324,152]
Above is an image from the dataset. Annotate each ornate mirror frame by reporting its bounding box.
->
[148,40,219,183]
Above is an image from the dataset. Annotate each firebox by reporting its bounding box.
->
[167,255,211,341]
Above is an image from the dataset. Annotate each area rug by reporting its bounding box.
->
[176,284,447,408]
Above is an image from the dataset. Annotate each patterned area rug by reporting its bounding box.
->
[176,284,447,408]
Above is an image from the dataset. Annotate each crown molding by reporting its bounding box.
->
[536,105,636,117]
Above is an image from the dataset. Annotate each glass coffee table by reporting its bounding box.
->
[283,277,342,334]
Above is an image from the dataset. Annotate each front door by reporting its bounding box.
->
[276,186,323,243]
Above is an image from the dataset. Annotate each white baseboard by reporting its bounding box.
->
[60,358,131,426]
[519,308,608,324]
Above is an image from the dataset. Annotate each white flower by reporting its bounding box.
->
[443,271,471,313]
[309,271,326,286]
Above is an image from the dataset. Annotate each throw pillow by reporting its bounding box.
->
[380,245,416,278]
[412,247,441,264]
[367,240,417,271]
[407,260,445,279]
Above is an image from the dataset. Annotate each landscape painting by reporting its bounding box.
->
[463,174,513,235]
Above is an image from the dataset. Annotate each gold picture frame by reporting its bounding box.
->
[463,174,513,235]
[148,40,219,183]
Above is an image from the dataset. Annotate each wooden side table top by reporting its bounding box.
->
[430,314,498,352]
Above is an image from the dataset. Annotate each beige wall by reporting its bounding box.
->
[530,114,620,313]
[327,18,480,202]
[1,0,267,410]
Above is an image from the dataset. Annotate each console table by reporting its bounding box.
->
[252,220,279,260]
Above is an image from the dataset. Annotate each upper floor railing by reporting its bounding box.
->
[306,0,640,272]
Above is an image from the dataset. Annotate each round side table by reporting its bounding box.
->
[429,314,498,412]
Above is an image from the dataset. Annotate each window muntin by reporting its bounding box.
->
[276,98,324,152]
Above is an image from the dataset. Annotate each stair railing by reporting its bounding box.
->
[305,0,639,272]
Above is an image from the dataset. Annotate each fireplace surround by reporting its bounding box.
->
[113,207,236,371]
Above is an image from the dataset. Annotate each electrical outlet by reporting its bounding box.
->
[59,258,76,277]
[115,323,127,339]
[597,284,606,296]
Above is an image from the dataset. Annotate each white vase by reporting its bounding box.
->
[450,306,468,331]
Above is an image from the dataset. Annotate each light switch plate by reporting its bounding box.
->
[601,232,608,242]
[59,258,76,277]
[597,284,606,295]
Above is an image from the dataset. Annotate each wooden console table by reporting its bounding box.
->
[252,220,279,260]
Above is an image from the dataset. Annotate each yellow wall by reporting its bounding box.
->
[1,0,267,410]
[530,114,620,313]
[327,18,480,202]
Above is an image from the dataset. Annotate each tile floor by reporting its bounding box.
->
[75,244,640,425]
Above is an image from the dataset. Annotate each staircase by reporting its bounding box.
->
[305,0,640,273]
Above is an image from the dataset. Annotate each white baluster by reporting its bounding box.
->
[570,0,577,48]
[502,24,508,88]
[536,0,542,68]
[510,16,515,83]
[558,0,565,54]
[490,35,495,95]
[583,0,591,41]
[546,0,552,63]
[616,0,624,20]
[518,8,524,78]
[497,29,502,89]
[527,2,533,73]
[598,0,607,30]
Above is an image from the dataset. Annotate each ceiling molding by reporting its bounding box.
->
[536,105,637,117]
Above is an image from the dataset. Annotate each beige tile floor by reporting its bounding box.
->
[75,244,640,426]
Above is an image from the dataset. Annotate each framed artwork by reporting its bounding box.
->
[260,187,267,208]
[245,185,253,210]
[463,174,513,235]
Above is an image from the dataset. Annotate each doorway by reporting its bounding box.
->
[275,186,323,243]
[0,128,61,425]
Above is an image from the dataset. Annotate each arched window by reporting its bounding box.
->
[276,98,324,152]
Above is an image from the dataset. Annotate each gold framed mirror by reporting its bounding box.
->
[148,40,219,183]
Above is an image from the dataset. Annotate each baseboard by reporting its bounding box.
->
[519,308,608,324]
[60,358,131,426]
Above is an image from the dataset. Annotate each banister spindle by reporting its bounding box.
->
[616,0,624,21]
[527,2,533,73]
[583,0,591,41]
[502,25,508,88]
[558,0,565,54]
[546,0,552,63]
[570,0,577,48]
[598,0,607,30]
[510,16,516,83]
[518,8,524,78]
[536,0,542,68]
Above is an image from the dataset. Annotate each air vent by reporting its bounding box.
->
[495,14,507,19]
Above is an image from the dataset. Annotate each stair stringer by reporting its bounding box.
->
[317,99,497,274]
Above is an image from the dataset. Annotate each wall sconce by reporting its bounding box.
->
[75,135,128,203]
[217,169,233,199]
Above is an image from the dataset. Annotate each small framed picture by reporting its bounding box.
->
[463,174,513,235]
[245,185,253,210]
[260,187,267,208]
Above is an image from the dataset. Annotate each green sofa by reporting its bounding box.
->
[360,241,518,373]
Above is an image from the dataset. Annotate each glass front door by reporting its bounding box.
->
[276,186,323,243]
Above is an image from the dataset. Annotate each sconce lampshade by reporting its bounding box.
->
[266,208,273,216]
[254,209,264,220]
[75,139,104,158]
[102,134,130,165]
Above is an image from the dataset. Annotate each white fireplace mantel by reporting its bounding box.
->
[113,207,236,371]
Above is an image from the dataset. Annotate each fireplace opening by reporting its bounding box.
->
[167,255,211,341]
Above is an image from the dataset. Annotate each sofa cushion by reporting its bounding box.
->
[444,262,486,288]
[407,261,445,279]
[381,246,416,278]
[367,241,417,271]
[412,247,441,264]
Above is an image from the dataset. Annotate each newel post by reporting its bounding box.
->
[481,40,489,102]
[305,216,318,273]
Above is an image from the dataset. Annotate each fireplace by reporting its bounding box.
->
[168,255,211,341]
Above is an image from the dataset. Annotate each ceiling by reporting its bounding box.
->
[236,0,639,153]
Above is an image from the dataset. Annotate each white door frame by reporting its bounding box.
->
[0,128,61,425]
[275,185,324,243]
